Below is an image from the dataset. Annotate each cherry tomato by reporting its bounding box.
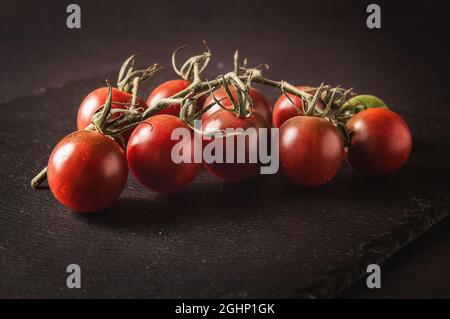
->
[202,109,268,182]
[346,108,412,176]
[279,116,344,187]
[202,86,272,127]
[77,87,147,142]
[47,130,128,212]
[147,79,202,116]
[127,114,201,193]
[273,86,325,128]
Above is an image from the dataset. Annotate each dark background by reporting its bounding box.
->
[1,0,450,298]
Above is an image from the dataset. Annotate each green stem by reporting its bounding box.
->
[111,71,318,131]
[251,75,313,101]
[94,81,113,132]
[130,77,140,109]
[234,50,239,76]
[31,166,47,189]
[306,83,324,116]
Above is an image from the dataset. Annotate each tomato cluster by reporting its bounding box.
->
[33,48,412,213]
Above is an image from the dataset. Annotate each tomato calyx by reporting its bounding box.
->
[90,80,114,133]
[289,85,353,147]
[321,86,354,110]
[178,88,220,127]
[115,54,162,119]
[117,54,162,95]
[206,52,256,120]
[86,82,143,148]
[220,75,254,118]
[84,55,162,146]
[171,42,211,82]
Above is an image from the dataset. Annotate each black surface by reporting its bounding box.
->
[342,216,450,298]
[1,0,450,298]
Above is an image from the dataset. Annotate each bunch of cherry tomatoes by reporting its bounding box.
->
[31,45,412,213]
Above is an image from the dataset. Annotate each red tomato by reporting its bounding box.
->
[77,87,147,141]
[127,114,201,193]
[346,108,412,176]
[279,116,344,187]
[201,109,268,182]
[202,86,272,127]
[273,86,325,128]
[47,130,128,212]
[147,79,198,116]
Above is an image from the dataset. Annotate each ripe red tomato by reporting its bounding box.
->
[346,108,412,176]
[127,114,202,193]
[273,86,325,128]
[147,79,197,116]
[77,87,147,141]
[201,109,268,182]
[47,130,128,212]
[202,86,272,127]
[279,116,344,187]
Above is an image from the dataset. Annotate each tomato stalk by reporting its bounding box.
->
[93,80,113,133]
[233,50,240,75]
[31,167,48,189]
[305,83,325,116]
[179,87,218,124]
[318,86,339,116]
[88,68,347,138]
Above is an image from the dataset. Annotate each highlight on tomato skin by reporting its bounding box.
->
[77,87,147,142]
[47,130,129,213]
[346,108,412,176]
[279,116,344,187]
[126,114,202,193]
[202,85,272,127]
[273,86,325,128]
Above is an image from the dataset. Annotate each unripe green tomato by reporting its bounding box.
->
[340,95,388,116]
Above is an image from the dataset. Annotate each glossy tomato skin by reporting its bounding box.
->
[127,114,201,193]
[202,110,268,182]
[47,130,128,213]
[346,108,412,176]
[279,116,344,187]
[77,87,147,142]
[147,79,200,117]
[273,86,325,128]
[202,86,272,127]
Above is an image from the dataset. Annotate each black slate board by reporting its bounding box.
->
[2,0,450,298]
[0,74,449,298]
